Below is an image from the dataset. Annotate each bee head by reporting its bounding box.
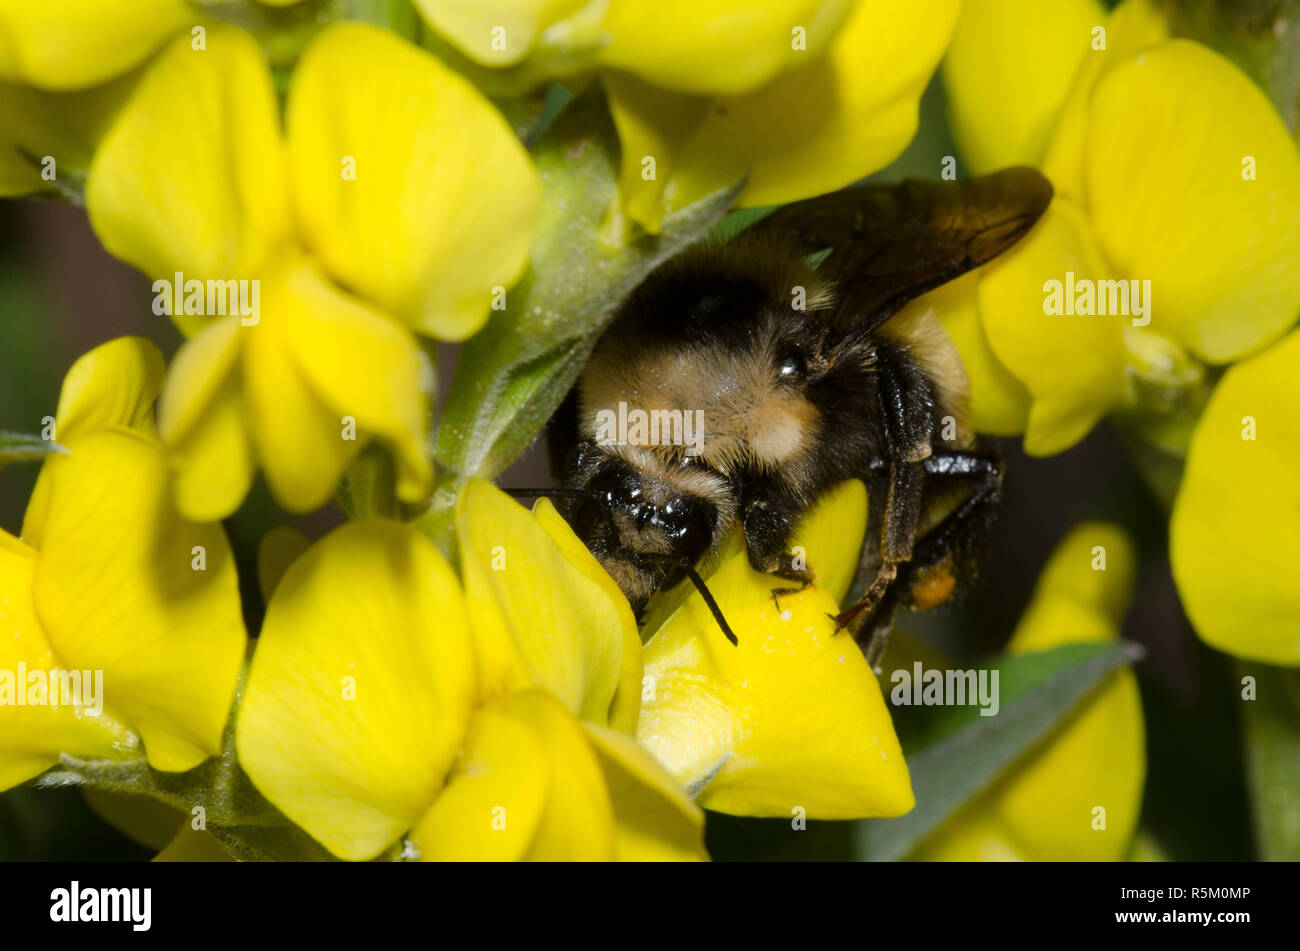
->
[569,455,721,613]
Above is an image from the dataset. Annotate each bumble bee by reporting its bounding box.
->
[543,168,1053,664]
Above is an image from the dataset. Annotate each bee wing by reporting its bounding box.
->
[751,167,1053,337]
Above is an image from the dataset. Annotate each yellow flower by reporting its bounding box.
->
[236,480,702,861]
[0,0,327,197]
[936,0,1300,454]
[418,0,960,231]
[0,0,308,90]
[911,523,1145,860]
[0,0,200,196]
[1171,328,1300,665]
[0,0,190,90]
[85,22,540,520]
[0,337,247,791]
[942,0,1107,175]
[637,480,915,819]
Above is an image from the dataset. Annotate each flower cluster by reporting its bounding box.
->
[1,0,1296,864]
[926,0,1300,665]
[1,1,956,860]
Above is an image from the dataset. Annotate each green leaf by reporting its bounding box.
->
[857,640,1143,861]
[0,430,66,465]
[417,87,741,544]
[1240,662,1300,860]
[337,445,399,521]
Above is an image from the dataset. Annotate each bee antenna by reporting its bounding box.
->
[503,487,604,502]
[680,562,739,647]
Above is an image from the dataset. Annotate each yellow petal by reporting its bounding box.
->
[155,320,254,525]
[0,0,188,89]
[413,0,590,67]
[287,22,540,341]
[487,690,616,859]
[638,486,910,819]
[165,360,256,523]
[272,258,433,506]
[1171,330,1300,664]
[415,691,616,861]
[926,272,1031,436]
[532,497,643,733]
[457,479,626,723]
[0,532,135,791]
[1040,0,1170,203]
[160,258,431,519]
[1084,40,1300,363]
[54,334,164,443]
[600,0,843,97]
[27,431,246,772]
[24,334,165,547]
[584,722,707,861]
[979,199,1126,456]
[86,26,290,337]
[237,520,477,861]
[156,317,244,450]
[412,701,551,862]
[1011,523,1136,645]
[604,72,712,234]
[941,0,1105,173]
[243,319,356,514]
[662,0,959,215]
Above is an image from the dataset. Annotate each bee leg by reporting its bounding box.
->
[833,458,924,643]
[832,344,935,652]
[833,563,900,670]
[739,483,805,572]
[895,449,1002,609]
[863,625,894,671]
[855,450,1003,664]
[739,484,822,611]
[768,566,815,611]
[772,561,816,585]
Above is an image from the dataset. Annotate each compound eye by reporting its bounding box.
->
[776,349,807,385]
